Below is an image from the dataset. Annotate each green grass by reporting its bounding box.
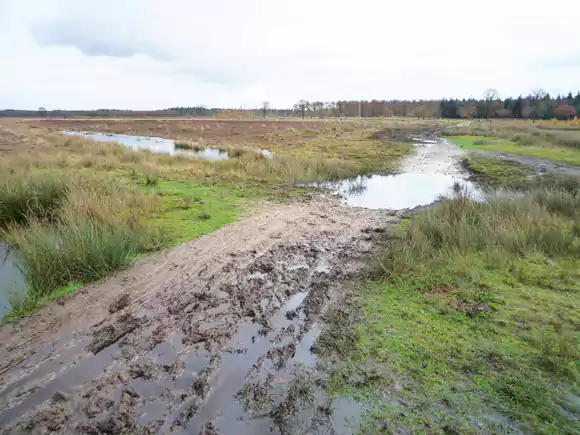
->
[145,180,262,243]
[461,154,532,187]
[450,135,580,166]
[323,185,580,434]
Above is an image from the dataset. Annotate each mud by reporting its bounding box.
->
[0,195,398,434]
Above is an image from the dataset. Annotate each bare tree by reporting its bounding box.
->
[294,100,309,119]
[532,89,547,100]
[483,88,500,102]
[483,89,500,118]
[38,107,47,118]
[261,101,270,119]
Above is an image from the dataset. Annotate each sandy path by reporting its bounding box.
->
[0,195,398,434]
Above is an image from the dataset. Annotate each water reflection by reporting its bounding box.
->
[61,131,230,160]
[321,173,480,210]
[0,244,26,319]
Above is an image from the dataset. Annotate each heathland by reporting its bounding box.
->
[0,116,578,434]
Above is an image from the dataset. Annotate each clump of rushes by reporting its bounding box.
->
[0,174,68,228]
[174,140,204,151]
[2,173,165,306]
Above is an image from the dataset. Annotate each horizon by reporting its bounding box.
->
[2,0,580,110]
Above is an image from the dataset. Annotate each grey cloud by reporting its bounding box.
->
[32,19,171,60]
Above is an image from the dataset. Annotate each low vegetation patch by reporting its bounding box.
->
[446,120,580,166]
[323,181,580,433]
[461,154,531,187]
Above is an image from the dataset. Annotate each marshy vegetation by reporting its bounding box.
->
[1,172,164,315]
[323,177,580,433]
[447,119,580,165]
[0,117,418,317]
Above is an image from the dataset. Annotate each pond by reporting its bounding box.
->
[323,173,479,210]
[0,244,26,320]
[61,131,230,160]
[60,131,273,160]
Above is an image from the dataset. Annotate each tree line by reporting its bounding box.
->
[286,90,580,120]
[2,89,578,120]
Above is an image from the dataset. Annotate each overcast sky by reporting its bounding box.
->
[1,0,579,110]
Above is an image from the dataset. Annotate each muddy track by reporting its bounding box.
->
[0,195,398,434]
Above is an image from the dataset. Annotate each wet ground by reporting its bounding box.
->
[2,131,553,433]
[60,131,233,160]
[0,194,397,434]
[0,245,26,319]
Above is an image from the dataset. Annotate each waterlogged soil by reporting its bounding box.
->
[0,195,399,434]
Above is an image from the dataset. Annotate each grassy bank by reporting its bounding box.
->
[445,120,580,166]
[323,181,580,433]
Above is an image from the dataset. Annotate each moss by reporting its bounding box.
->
[144,180,262,244]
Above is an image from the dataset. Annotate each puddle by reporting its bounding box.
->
[325,173,479,210]
[0,244,27,320]
[318,136,481,210]
[60,131,229,160]
[0,343,121,427]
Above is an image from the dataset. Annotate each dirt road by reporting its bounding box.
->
[0,195,398,434]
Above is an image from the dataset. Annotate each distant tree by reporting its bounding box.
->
[513,97,524,118]
[522,106,536,119]
[496,108,513,118]
[294,100,309,119]
[554,105,578,120]
[261,101,270,119]
[382,107,393,118]
[483,89,500,118]
[411,105,427,119]
[532,89,547,100]
[458,103,476,119]
[536,101,549,119]
[38,107,47,117]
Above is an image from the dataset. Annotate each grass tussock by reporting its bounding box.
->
[216,152,366,183]
[0,174,68,228]
[372,186,580,280]
[174,140,204,151]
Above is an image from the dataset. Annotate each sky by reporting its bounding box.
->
[1,0,579,110]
